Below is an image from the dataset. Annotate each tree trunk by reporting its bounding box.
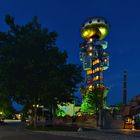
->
[49,104,54,126]
[33,99,37,128]
[97,104,103,129]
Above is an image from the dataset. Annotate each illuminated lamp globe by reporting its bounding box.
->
[80,17,109,41]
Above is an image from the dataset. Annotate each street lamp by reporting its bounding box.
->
[79,17,110,129]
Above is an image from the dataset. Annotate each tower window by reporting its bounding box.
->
[89,20,92,24]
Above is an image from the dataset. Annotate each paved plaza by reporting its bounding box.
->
[0,120,140,140]
[36,128,140,140]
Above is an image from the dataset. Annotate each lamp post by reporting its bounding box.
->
[79,17,110,129]
[33,104,39,128]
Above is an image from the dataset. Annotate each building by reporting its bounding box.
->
[122,94,140,129]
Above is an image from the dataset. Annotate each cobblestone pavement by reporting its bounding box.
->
[36,129,140,140]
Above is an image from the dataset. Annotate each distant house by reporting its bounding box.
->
[122,94,140,116]
[121,94,140,128]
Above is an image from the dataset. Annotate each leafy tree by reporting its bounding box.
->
[0,15,83,124]
[56,108,66,117]
[81,90,96,114]
[81,86,105,114]
[0,96,15,119]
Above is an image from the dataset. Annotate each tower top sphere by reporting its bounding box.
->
[80,17,109,41]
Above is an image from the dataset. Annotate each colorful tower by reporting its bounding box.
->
[80,17,109,100]
[79,17,110,128]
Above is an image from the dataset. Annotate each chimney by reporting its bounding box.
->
[123,70,127,105]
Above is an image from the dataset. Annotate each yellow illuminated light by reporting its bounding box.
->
[96,76,99,80]
[93,67,102,73]
[88,85,95,91]
[88,31,95,38]
[96,59,100,63]
[127,118,132,123]
[94,68,96,73]
[99,27,107,35]
[93,76,104,81]
[81,26,109,40]
[87,70,92,75]
[104,59,107,63]
[81,28,98,40]
[98,27,108,40]
[93,59,100,65]
[82,30,89,37]
[89,52,93,56]
[89,85,93,91]
[89,38,93,42]
[100,68,103,71]
[89,46,92,50]
[81,29,94,39]
[96,67,99,71]
[89,85,92,88]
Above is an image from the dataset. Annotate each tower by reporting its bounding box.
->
[79,17,110,129]
[123,70,127,105]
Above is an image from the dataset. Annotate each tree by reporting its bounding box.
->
[0,15,83,126]
[0,95,15,119]
[81,90,97,114]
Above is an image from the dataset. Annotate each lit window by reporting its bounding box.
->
[87,70,92,75]
[96,67,99,71]
[96,76,99,80]
[97,59,100,63]
[89,52,92,56]
[89,46,93,50]
[89,38,93,42]
[104,59,107,63]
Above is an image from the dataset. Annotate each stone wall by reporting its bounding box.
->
[52,115,97,129]
[52,114,124,129]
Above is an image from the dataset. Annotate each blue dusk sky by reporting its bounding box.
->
[0,0,140,107]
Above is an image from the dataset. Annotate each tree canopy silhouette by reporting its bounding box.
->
[0,15,83,111]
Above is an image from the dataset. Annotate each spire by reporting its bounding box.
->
[123,70,127,105]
